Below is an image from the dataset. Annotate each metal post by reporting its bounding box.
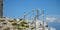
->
[36,9,39,20]
[34,15,36,30]
[29,22,31,30]
[0,0,3,18]
[29,10,34,30]
[29,11,32,30]
[32,10,34,20]
[42,10,44,30]
[24,12,27,20]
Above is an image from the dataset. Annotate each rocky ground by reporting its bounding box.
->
[0,18,56,30]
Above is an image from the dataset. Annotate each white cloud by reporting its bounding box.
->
[58,20,60,23]
[46,15,60,23]
[50,27,56,30]
[46,17,56,22]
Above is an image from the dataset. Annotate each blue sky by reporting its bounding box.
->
[4,0,60,30]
